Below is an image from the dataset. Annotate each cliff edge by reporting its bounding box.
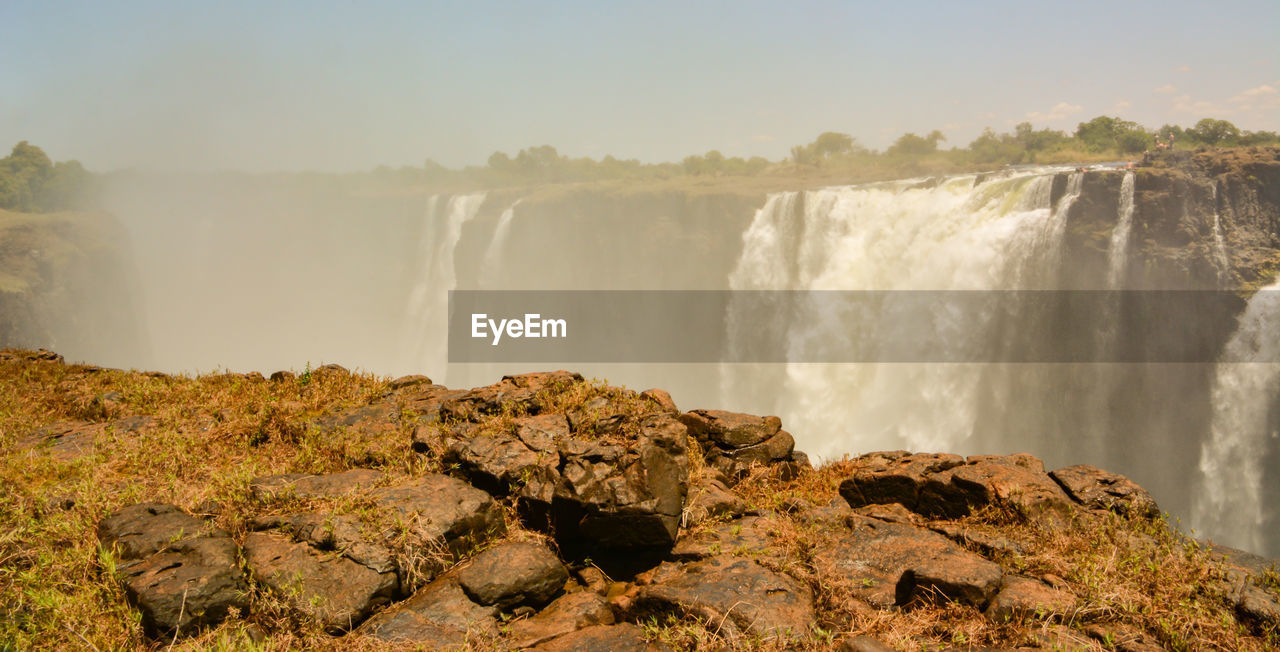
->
[1,350,1276,650]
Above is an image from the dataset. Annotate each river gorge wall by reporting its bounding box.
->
[3,147,1277,556]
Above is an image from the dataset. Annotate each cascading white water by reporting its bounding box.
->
[479,199,522,288]
[722,171,1067,456]
[1210,184,1231,284]
[1107,171,1136,287]
[1192,280,1280,553]
[401,192,487,377]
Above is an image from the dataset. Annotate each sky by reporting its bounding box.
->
[1,0,1277,172]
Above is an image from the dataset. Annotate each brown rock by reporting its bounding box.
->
[553,414,689,555]
[456,541,568,609]
[370,474,506,554]
[812,514,1003,609]
[529,623,668,652]
[632,556,815,641]
[985,575,1076,622]
[1050,464,1159,518]
[114,535,250,638]
[389,374,432,390]
[837,635,896,652]
[679,409,782,449]
[639,388,678,414]
[682,478,749,526]
[508,591,616,648]
[243,531,398,631]
[249,468,383,500]
[671,515,775,560]
[358,576,497,644]
[840,452,1072,519]
[97,503,224,561]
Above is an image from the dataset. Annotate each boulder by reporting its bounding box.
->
[456,541,568,609]
[97,502,225,561]
[639,388,678,414]
[1049,464,1159,517]
[96,505,250,640]
[985,575,1076,622]
[681,478,749,526]
[370,474,506,556]
[529,623,668,652]
[812,514,1003,609]
[671,514,775,560]
[507,591,616,648]
[839,452,1072,519]
[388,374,432,390]
[631,555,815,641]
[679,410,782,448]
[358,576,497,644]
[552,413,689,556]
[243,531,398,631]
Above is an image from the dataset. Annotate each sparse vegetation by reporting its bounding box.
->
[2,349,1276,650]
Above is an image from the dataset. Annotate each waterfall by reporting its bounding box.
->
[401,192,487,377]
[479,199,522,288]
[1210,184,1231,284]
[1192,280,1280,553]
[1107,171,1136,287]
[722,171,1065,455]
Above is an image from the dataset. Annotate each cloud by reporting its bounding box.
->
[1174,65,1191,73]
[1171,94,1230,116]
[1111,99,1132,113]
[1023,102,1083,123]
[1227,84,1280,116]
[751,134,775,142]
[1154,84,1177,94]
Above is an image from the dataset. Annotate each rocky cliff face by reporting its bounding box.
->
[0,210,147,367]
[1,351,1277,650]
[455,187,762,290]
[1057,146,1280,290]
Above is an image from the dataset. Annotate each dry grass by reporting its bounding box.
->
[1,352,1276,650]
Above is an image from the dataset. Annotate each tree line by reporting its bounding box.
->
[0,142,92,212]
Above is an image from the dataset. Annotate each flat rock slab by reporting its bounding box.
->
[98,502,225,561]
[840,452,1073,519]
[682,478,749,526]
[456,540,568,609]
[812,514,1003,609]
[15,417,156,461]
[243,531,398,631]
[529,623,669,652]
[671,514,775,560]
[370,474,506,554]
[358,576,498,644]
[507,591,616,648]
[679,410,782,449]
[115,535,250,638]
[985,575,1076,622]
[1049,464,1159,518]
[249,468,384,500]
[633,555,815,641]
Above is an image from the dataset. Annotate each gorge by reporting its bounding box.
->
[4,147,1279,560]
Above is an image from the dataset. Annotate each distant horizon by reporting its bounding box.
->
[2,1,1276,173]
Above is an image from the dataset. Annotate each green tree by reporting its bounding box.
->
[811,132,856,158]
[888,130,946,157]
[1186,118,1241,146]
[0,141,54,211]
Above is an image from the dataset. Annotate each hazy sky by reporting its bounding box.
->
[2,1,1277,172]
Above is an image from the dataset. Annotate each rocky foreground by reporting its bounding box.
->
[1,349,1278,650]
